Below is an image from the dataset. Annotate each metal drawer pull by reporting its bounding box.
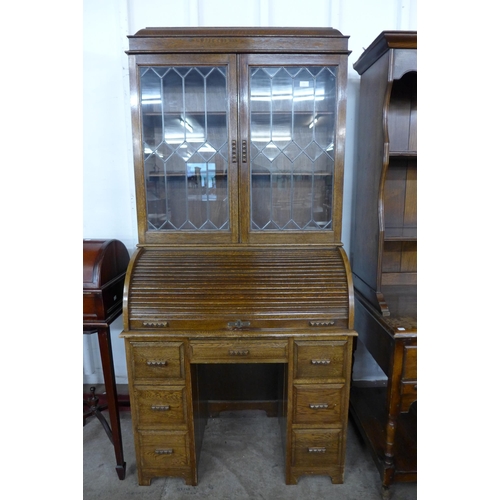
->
[146,360,168,366]
[309,321,335,327]
[308,447,327,453]
[309,403,329,409]
[142,321,169,327]
[155,449,173,455]
[229,350,250,356]
[151,405,171,411]
[311,359,331,365]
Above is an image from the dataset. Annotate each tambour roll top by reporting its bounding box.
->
[123,246,353,332]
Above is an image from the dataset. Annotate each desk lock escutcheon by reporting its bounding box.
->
[228,319,251,329]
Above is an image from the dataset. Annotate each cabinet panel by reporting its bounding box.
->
[388,72,417,153]
[239,54,347,245]
[130,53,239,245]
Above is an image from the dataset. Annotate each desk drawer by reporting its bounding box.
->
[402,345,417,380]
[190,339,288,363]
[129,342,185,381]
[293,384,343,425]
[291,428,342,467]
[294,340,348,380]
[138,430,189,469]
[134,386,187,427]
[400,381,417,412]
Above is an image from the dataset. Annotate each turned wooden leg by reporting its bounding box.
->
[382,415,396,490]
[97,326,126,480]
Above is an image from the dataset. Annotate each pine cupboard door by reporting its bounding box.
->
[238,54,348,246]
[129,53,239,245]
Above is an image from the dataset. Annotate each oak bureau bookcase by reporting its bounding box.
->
[120,28,356,487]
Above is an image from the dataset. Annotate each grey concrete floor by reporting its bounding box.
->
[83,410,417,499]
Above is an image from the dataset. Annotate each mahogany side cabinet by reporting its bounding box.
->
[119,27,357,487]
[83,238,130,479]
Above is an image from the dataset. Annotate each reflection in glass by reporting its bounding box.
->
[140,66,229,231]
[250,66,337,230]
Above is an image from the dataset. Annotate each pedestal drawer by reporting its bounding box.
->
[293,384,344,425]
[134,386,187,427]
[138,430,190,469]
[291,428,342,467]
[129,341,185,381]
[294,340,348,380]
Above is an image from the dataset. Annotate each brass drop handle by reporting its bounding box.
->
[146,360,168,366]
[308,447,327,453]
[309,403,330,409]
[155,449,174,455]
[229,350,250,356]
[311,359,331,365]
[151,405,171,411]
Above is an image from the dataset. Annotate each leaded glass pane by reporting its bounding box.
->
[140,66,229,231]
[250,66,337,231]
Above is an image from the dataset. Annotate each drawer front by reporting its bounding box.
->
[400,381,417,412]
[293,384,343,425]
[130,342,185,381]
[402,345,417,380]
[294,340,348,380]
[138,430,189,469]
[134,387,186,427]
[190,339,288,363]
[291,428,342,467]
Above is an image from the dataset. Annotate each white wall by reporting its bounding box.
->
[83,0,417,385]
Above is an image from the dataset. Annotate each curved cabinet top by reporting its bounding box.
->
[353,31,416,76]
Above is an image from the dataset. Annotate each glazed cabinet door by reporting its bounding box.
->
[129,54,239,244]
[238,54,347,245]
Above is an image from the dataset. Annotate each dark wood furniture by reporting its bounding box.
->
[120,27,356,487]
[348,31,417,498]
[83,238,130,479]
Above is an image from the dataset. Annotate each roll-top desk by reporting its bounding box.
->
[120,28,356,487]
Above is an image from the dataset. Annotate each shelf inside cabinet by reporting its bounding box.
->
[389,151,417,159]
[384,226,417,241]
